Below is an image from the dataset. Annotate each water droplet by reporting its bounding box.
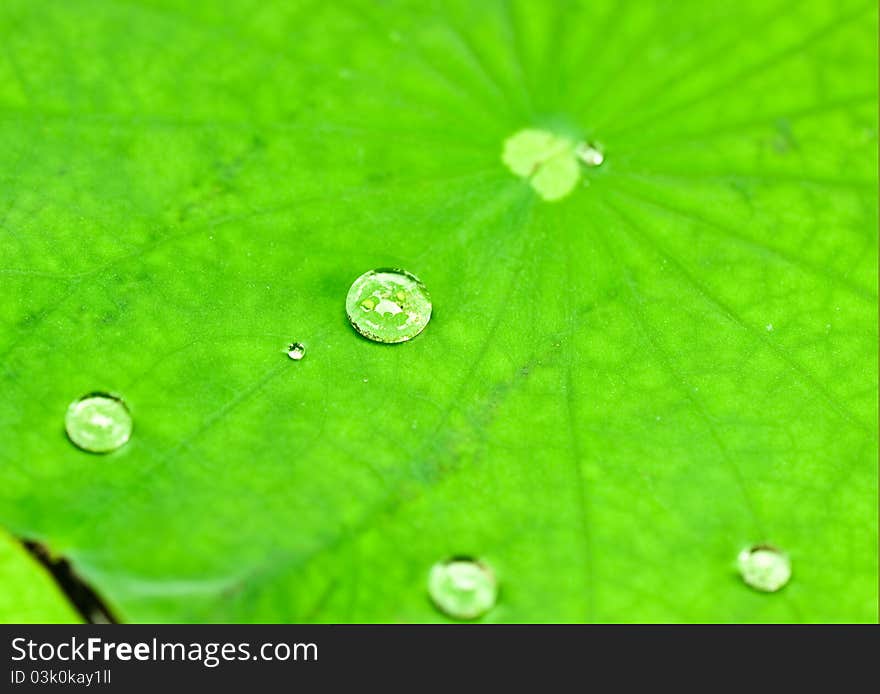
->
[766,323,774,331]
[575,141,605,167]
[345,268,432,344]
[65,392,132,454]
[428,557,497,620]
[737,545,791,593]
[286,342,306,360]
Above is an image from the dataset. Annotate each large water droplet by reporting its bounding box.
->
[428,558,497,620]
[65,393,132,454]
[286,342,306,360]
[345,268,432,344]
[737,544,791,593]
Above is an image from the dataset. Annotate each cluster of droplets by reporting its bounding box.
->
[419,542,792,622]
[63,269,430,452]
[63,266,794,614]
[64,258,793,616]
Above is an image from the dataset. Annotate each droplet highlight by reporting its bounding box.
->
[65,392,132,454]
[737,544,791,593]
[575,141,604,167]
[286,342,306,360]
[345,268,432,344]
[428,558,497,620]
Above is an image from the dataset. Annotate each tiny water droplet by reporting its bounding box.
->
[65,392,132,454]
[737,544,791,593]
[286,342,306,361]
[766,323,774,331]
[428,557,497,620]
[346,268,432,344]
[575,141,605,167]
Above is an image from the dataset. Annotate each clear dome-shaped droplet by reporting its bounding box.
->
[575,141,604,167]
[286,342,306,360]
[737,545,791,593]
[65,392,132,454]
[428,558,497,620]
[345,268,432,344]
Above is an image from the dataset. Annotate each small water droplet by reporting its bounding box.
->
[766,323,774,331]
[65,392,132,454]
[428,557,497,620]
[286,342,306,361]
[737,544,791,593]
[575,141,605,167]
[346,268,432,344]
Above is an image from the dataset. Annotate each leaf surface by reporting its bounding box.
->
[0,531,79,623]
[0,0,876,622]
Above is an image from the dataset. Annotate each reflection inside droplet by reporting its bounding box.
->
[737,544,791,593]
[286,342,306,361]
[428,557,497,620]
[345,268,432,344]
[65,392,133,454]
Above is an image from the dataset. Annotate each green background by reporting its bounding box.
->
[0,0,876,623]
